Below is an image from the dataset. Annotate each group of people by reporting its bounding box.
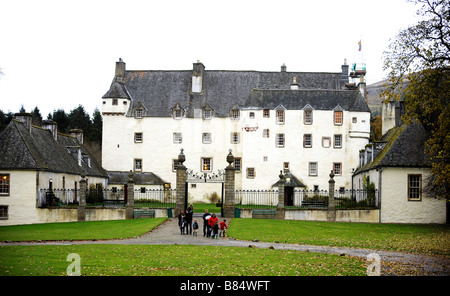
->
[177,205,228,239]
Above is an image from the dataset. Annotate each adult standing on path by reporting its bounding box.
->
[202,209,211,237]
[185,205,193,235]
[208,213,218,238]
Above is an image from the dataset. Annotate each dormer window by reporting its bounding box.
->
[172,103,184,119]
[275,105,286,124]
[230,106,240,120]
[203,105,214,120]
[333,105,344,125]
[135,109,143,119]
[303,105,314,125]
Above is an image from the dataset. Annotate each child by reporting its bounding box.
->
[212,221,219,239]
[219,219,228,237]
[192,219,199,236]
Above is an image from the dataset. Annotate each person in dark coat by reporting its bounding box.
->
[178,210,186,235]
[202,209,211,237]
[185,205,193,235]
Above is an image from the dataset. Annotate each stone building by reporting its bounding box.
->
[101,59,371,201]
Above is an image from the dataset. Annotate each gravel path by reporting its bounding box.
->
[2,217,449,276]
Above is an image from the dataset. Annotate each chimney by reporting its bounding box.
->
[358,75,367,102]
[42,120,58,141]
[70,129,84,144]
[192,60,205,93]
[281,63,287,72]
[14,112,32,133]
[394,100,405,127]
[115,58,126,80]
[341,59,349,86]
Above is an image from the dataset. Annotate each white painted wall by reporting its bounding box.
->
[102,100,371,202]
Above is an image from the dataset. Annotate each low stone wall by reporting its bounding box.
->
[238,208,380,223]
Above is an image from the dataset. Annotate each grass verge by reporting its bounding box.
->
[227,219,450,256]
[0,244,368,276]
[0,218,167,242]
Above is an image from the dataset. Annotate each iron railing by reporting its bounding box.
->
[134,188,176,208]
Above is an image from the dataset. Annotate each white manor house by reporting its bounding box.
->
[101,59,371,201]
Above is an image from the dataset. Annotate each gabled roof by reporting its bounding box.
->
[102,66,351,118]
[0,120,108,178]
[107,171,167,185]
[354,122,431,174]
[244,89,370,112]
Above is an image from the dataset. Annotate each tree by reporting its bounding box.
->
[68,105,92,139]
[31,106,43,126]
[48,109,69,134]
[381,0,449,200]
[90,108,103,142]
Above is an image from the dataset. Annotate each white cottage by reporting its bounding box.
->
[101,59,371,201]
[352,101,447,224]
[0,114,108,225]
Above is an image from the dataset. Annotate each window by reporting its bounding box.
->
[134,133,143,143]
[135,109,143,118]
[322,137,331,148]
[304,109,313,124]
[230,109,240,119]
[134,159,142,172]
[276,110,285,124]
[352,117,357,123]
[249,112,255,119]
[112,99,118,105]
[309,162,318,176]
[231,132,240,144]
[173,133,182,144]
[203,109,212,119]
[174,109,183,119]
[263,129,270,138]
[283,162,289,173]
[202,133,212,144]
[263,156,268,162]
[0,206,8,220]
[247,168,255,179]
[303,134,312,148]
[408,175,422,201]
[140,187,146,193]
[201,158,212,172]
[234,158,241,172]
[263,109,270,118]
[276,133,285,147]
[333,162,342,176]
[334,134,342,148]
[0,174,10,196]
[334,111,343,125]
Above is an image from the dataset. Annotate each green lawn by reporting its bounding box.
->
[0,218,166,242]
[0,244,367,276]
[227,219,450,256]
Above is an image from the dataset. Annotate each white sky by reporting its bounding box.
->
[0,0,419,117]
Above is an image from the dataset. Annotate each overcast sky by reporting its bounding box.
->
[0,0,419,117]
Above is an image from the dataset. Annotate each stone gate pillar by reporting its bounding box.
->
[78,174,86,221]
[174,149,187,217]
[328,170,336,221]
[126,170,135,219]
[276,171,285,219]
[224,150,236,218]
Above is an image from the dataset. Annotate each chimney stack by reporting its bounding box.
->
[341,59,349,86]
[281,63,287,72]
[192,60,205,93]
[14,113,32,133]
[115,58,126,80]
[70,129,84,144]
[42,120,58,140]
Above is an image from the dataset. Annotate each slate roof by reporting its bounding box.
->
[353,122,431,174]
[108,171,167,185]
[243,89,370,112]
[0,120,108,178]
[102,64,359,118]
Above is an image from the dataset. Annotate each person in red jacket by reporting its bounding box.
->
[219,219,228,237]
[208,213,218,238]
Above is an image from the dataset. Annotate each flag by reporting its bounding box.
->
[358,40,362,51]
